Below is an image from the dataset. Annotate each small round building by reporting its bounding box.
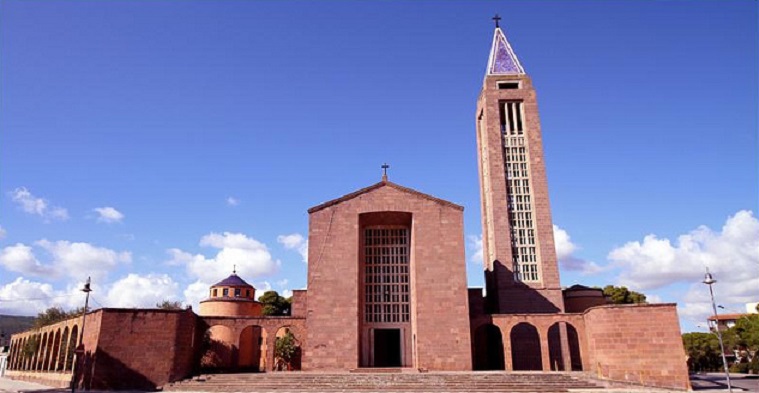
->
[199,270,263,317]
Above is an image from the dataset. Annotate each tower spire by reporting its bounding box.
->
[485,17,525,75]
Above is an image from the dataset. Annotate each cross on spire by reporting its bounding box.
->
[381,163,390,182]
[492,14,501,28]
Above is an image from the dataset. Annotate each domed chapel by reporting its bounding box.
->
[5,21,690,391]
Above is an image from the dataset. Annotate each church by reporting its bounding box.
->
[4,22,690,391]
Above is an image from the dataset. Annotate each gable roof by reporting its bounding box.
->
[307,180,463,214]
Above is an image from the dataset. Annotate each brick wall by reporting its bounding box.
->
[583,304,690,390]
[291,290,307,318]
[83,309,199,390]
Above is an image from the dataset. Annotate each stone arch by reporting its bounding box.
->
[238,325,265,371]
[58,327,70,371]
[201,325,236,371]
[473,323,505,370]
[49,328,62,371]
[8,338,18,370]
[547,323,564,371]
[66,325,78,371]
[38,332,49,371]
[35,333,43,370]
[274,326,302,371]
[510,322,542,371]
[566,323,582,371]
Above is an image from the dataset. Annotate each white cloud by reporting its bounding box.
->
[9,187,69,221]
[467,234,483,264]
[226,197,239,206]
[609,210,759,292]
[105,274,179,308]
[93,207,125,223]
[609,210,759,329]
[553,225,604,275]
[277,233,308,263]
[184,280,211,310]
[255,281,273,300]
[166,232,280,284]
[0,243,55,277]
[0,277,59,315]
[35,239,131,282]
[0,225,6,239]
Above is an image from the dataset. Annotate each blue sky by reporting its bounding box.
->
[1,1,756,332]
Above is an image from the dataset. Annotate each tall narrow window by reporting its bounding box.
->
[501,100,540,282]
[500,101,524,135]
[363,228,410,323]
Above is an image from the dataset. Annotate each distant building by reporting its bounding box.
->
[5,20,690,391]
[707,313,751,332]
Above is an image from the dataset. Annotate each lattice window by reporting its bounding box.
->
[363,228,410,323]
[501,100,540,282]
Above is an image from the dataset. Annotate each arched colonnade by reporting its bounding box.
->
[6,319,81,374]
[200,317,305,372]
[473,315,585,372]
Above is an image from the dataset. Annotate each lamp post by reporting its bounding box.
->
[703,269,732,393]
[71,277,92,393]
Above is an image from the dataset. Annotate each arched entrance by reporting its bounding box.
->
[274,326,301,371]
[547,323,564,371]
[546,322,583,372]
[201,325,235,371]
[510,322,542,371]
[567,323,582,371]
[238,325,265,371]
[473,324,505,370]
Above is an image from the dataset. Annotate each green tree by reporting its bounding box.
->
[33,307,84,328]
[259,291,291,316]
[602,285,647,304]
[156,300,183,310]
[682,332,722,372]
[274,331,299,370]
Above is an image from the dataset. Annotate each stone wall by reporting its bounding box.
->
[583,304,690,390]
[80,309,199,390]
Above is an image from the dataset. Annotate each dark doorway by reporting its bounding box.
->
[473,324,505,370]
[548,323,564,371]
[510,323,542,371]
[567,324,583,371]
[374,329,401,367]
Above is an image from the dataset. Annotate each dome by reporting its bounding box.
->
[212,273,253,288]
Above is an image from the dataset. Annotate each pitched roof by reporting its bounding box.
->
[307,180,463,214]
[486,27,525,75]
[212,273,254,288]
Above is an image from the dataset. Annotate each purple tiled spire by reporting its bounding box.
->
[487,27,525,75]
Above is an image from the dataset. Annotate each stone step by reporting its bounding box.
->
[163,372,604,393]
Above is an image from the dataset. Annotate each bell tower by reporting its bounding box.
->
[476,19,564,313]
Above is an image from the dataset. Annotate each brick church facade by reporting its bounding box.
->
[5,23,690,391]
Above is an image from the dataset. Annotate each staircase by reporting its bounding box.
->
[163,371,605,392]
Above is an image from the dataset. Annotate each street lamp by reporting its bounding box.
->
[703,269,732,393]
[71,277,92,393]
